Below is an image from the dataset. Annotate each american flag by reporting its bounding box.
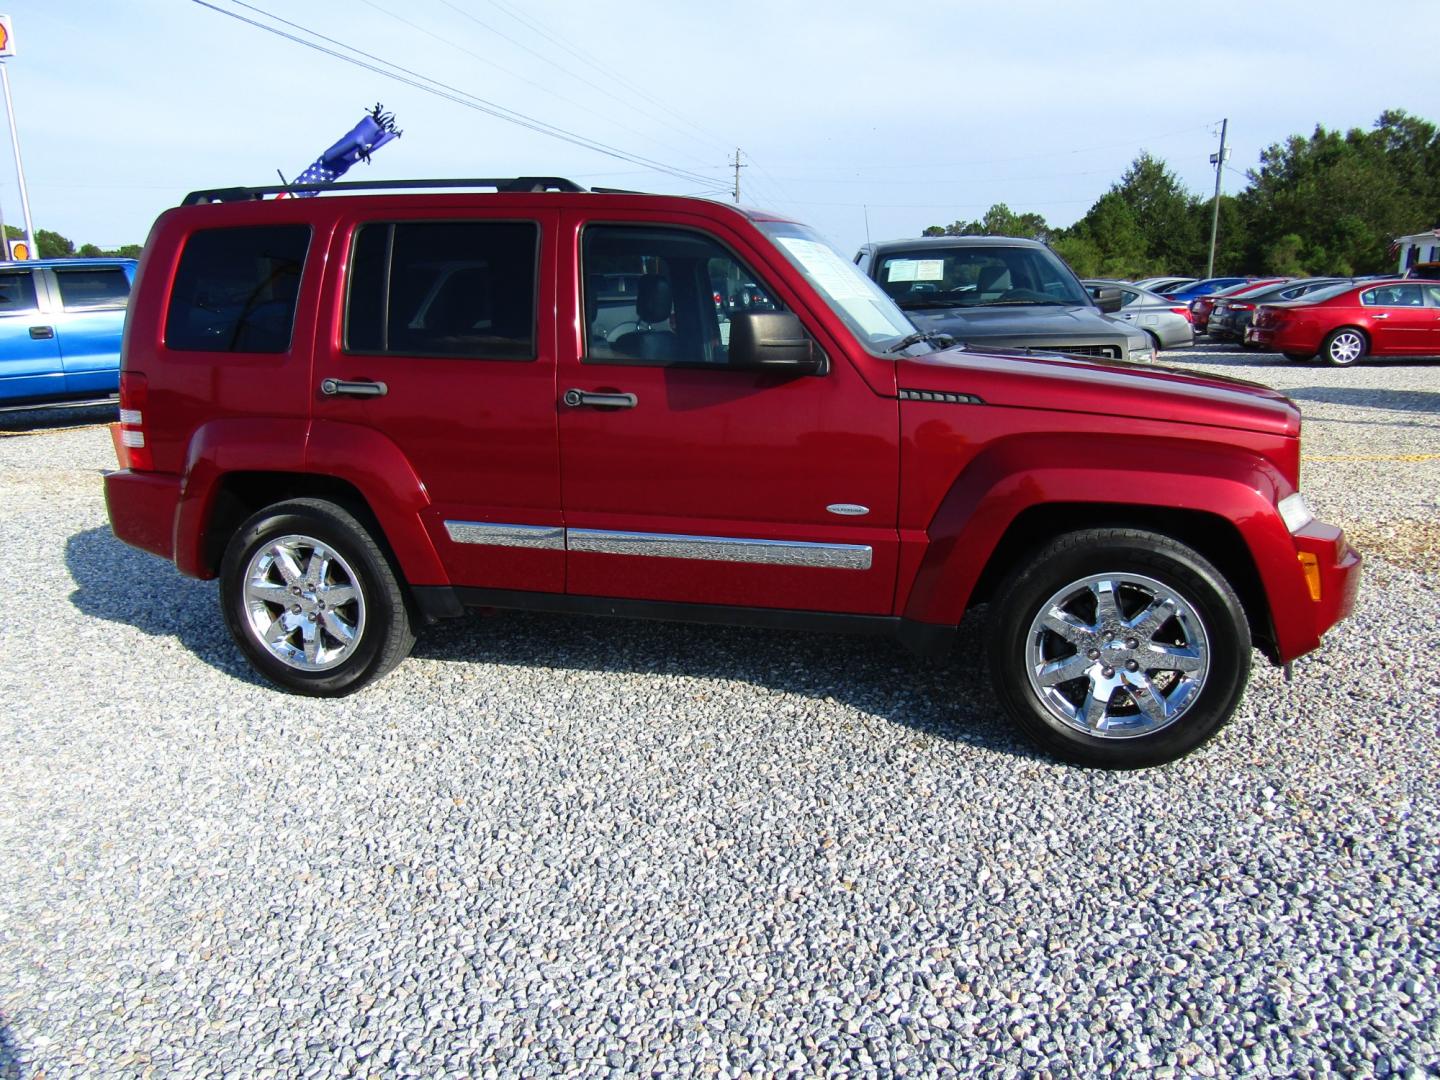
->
[285,104,400,197]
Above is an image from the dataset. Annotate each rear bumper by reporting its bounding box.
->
[104,469,181,563]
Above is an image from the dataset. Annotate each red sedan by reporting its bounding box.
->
[1249,279,1440,366]
[1191,278,1286,334]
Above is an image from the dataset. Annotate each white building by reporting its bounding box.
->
[1394,229,1440,273]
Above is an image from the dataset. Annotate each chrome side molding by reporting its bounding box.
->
[444,521,872,570]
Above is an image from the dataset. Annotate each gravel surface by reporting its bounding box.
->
[1,348,1437,1078]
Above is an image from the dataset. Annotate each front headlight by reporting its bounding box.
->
[1278,492,1314,533]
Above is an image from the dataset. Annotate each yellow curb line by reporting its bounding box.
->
[1303,453,1440,462]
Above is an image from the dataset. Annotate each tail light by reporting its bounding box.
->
[1170,306,1193,322]
[116,371,152,471]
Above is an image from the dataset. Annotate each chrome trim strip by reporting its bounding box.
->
[826,503,870,517]
[444,521,565,550]
[568,528,872,570]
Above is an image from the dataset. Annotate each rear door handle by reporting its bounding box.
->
[320,378,388,398]
[1371,313,1389,320]
[563,389,637,409]
[29,325,54,340]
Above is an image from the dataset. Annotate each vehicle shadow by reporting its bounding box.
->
[410,602,1034,759]
[0,402,117,433]
[1283,386,1440,414]
[0,1020,21,1080]
[65,528,1033,759]
[64,526,264,685]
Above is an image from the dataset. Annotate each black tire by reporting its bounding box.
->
[1145,330,1162,357]
[220,498,415,695]
[1322,327,1367,367]
[1282,351,1313,363]
[985,529,1251,768]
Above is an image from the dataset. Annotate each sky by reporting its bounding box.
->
[4,0,1438,257]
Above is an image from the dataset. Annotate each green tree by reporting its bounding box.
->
[1110,153,1205,274]
[922,203,1051,241]
[1238,110,1440,274]
[35,228,75,258]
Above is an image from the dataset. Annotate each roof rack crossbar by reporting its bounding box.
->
[182,176,587,205]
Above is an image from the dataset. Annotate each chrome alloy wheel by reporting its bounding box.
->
[1024,572,1210,739]
[241,534,366,671]
[1327,330,1364,365]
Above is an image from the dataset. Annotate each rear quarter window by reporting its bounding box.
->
[55,267,131,310]
[164,226,310,353]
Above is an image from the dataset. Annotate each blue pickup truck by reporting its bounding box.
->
[0,257,137,410]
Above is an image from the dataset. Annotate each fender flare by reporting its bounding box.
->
[173,418,447,585]
[902,433,1319,658]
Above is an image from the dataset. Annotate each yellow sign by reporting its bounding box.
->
[8,239,28,261]
[0,16,13,59]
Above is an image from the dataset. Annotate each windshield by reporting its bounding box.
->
[757,222,915,350]
[874,244,1091,310]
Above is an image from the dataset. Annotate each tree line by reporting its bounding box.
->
[923,110,1440,280]
[3,224,141,260]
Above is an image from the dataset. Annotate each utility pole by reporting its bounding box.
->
[1205,118,1229,279]
[730,147,745,205]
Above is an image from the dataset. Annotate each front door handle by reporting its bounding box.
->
[1371,313,1389,320]
[563,389,637,409]
[320,378,388,398]
[29,325,54,340]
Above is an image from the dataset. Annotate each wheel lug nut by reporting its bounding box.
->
[290,604,301,614]
[1126,660,1139,672]
[1087,648,1100,660]
[1102,666,1115,678]
[1126,638,1139,650]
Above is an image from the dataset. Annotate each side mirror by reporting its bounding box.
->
[728,311,823,373]
[1092,286,1123,314]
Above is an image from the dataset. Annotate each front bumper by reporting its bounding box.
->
[1284,519,1362,660]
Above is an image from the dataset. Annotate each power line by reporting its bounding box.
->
[477,0,733,156]
[188,0,720,189]
[433,0,728,165]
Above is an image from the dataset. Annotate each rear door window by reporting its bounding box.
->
[345,221,538,360]
[55,266,131,310]
[165,226,310,353]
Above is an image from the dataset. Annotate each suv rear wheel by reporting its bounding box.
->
[220,498,415,695]
[986,529,1250,768]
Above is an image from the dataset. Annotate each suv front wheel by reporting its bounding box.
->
[220,498,415,695]
[986,529,1251,768]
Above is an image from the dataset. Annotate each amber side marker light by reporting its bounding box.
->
[1298,552,1322,601]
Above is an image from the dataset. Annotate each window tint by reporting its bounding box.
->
[582,225,784,366]
[1361,283,1424,307]
[1425,284,1440,307]
[0,270,37,314]
[56,267,130,309]
[165,226,309,352]
[345,221,537,360]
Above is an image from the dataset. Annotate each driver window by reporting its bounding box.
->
[582,225,783,366]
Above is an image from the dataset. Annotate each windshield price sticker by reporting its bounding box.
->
[887,259,944,282]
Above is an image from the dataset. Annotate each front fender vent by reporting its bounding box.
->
[899,388,984,405]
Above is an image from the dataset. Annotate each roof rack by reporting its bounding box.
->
[182,176,588,206]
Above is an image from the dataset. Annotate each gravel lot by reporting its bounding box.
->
[1,345,1437,1078]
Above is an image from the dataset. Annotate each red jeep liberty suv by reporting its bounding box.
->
[105,177,1360,767]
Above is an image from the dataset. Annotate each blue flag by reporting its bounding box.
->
[290,104,400,195]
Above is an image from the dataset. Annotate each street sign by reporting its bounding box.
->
[0,16,14,59]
